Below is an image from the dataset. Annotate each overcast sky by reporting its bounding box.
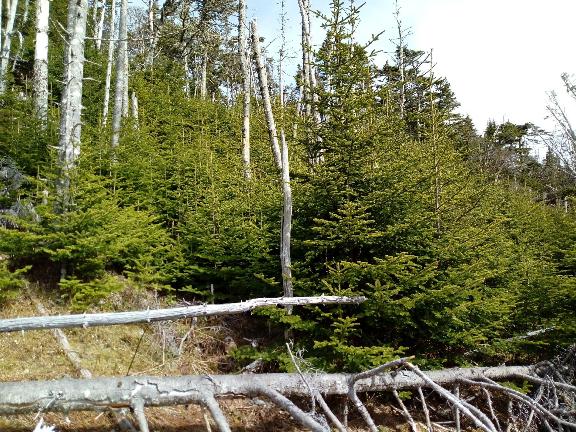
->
[248,0,576,145]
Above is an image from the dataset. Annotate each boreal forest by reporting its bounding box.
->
[1,0,576,430]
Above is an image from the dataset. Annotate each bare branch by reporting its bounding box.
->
[0,296,366,333]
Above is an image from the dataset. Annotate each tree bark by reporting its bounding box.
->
[57,0,89,210]
[238,0,251,179]
[33,0,50,124]
[145,0,157,67]
[111,0,128,147]
[0,0,19,93]
[0,365,534,415]
[102,0,116,127]
[280,130,293,304]
[250,19,282,171]
[130,90,139,124]
[0,296,365,333]
[94,0,106,50]
[200,50,208,100]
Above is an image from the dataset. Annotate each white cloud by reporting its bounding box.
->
[249,0,576,134]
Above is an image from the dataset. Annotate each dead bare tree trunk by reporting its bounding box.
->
[145,0,158,68]
[101,0,116,127]
[239,0,251,179]
[280,130,293,305]
[200,51,208,99]
[0,296,365,333]
[33,0,50,124]
[297,0,311,115]
[57,0,89,210]
[94,0,106,50]
[250,19,282,171]
[130,90,139,125]
[111,0,128,148]
[0,0,19,93]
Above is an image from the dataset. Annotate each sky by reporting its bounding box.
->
[248,0,576,152]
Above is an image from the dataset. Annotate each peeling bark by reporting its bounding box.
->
[57,0,89,210]
[0,364,534,415]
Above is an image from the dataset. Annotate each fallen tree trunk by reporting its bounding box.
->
[0,296,364,333]
[0,365,532,415]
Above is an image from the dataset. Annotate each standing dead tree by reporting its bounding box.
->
[238,0,251,179]
[250,19,282,171]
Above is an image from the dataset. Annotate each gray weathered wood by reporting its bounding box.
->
[0,296,365,333]
[239,0,251,179]
[250,19,282,171]
[0,365,532,415]
[111,0,128,147]
[102,0,117,126]
[33,0,50,123]
[57,0,88,209]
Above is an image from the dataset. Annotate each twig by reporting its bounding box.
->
[255,386,327,432]
[392,389,418,432]
[286,342,347,432]
[405,363,497,432]
[482,388,503,432]
[516,373,576,393]
[461,377,575,430]
[126,329,145,376]
[203,394,231,432]
[131,399,149,432]
[347,357,412,432]
[348,388,378,432]
[453,384,461,432]
[417,387,433,432]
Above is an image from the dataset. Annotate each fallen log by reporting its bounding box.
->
[0,365,533,415]
[0,296,365,333]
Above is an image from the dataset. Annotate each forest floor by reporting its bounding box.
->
[0,284,424,432]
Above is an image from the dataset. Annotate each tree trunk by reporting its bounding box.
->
[238,0,251,179]
[297,0,311,115]
[111,0,127,148]
[57,0,89,210]
[280,130,293,305]
[0,296,365,333]
[145,0,157,67]
[0,0,19,93]
[130,90,138,125]
[250,20,282,171]
[200,50,208,100]
[33,0,50,124]
[101,0,116,126]
[0,365,534,415]
[94,0,106,50]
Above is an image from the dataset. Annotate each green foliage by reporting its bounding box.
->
[0,171,173,304]
[59,274,124,310]
[0,261,28,303]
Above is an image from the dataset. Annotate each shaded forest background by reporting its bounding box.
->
[1,0,576,373]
